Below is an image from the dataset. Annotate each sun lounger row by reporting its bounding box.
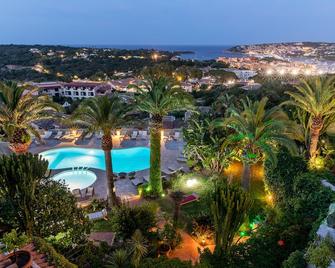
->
[113,171,136,180]
[162,166,184,176]
[130,130,149,140]
[72,186,95,200]
[131,174,167,186]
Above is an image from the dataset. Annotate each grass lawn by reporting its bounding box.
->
[91,218,114,232]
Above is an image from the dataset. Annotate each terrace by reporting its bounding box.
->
[28,128,188,202]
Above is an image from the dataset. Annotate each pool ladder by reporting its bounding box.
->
[72,166,89,174]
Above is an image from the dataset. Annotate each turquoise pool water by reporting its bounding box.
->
[40,147,150,173]
[52,170,97,190]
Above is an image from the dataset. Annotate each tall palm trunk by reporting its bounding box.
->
[149,115,163,196]
[309,116,323,159]
[241,162,251,190]
[102,134,117,207]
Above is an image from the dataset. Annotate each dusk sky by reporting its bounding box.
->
[1,0,335,45]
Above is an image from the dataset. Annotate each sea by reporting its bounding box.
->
[72,45,246,61]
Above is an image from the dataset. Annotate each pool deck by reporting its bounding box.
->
[27,134,188,200]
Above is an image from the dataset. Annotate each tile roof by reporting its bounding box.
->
[0,243,55,268]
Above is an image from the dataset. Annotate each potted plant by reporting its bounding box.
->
[158,242,171,256]
[0,229,32,268]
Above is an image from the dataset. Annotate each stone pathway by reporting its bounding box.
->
[168,230,214,265]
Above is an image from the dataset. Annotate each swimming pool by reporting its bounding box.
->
[40,147,150,173]
[52,170,97,190]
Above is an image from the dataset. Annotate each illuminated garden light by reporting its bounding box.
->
[304,69,312,76]
[291,69,299,76]
[265,69,273,76]
[186,178,198,188]
[278,69,286,76]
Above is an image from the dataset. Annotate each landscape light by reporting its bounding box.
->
[278,69,286,76]
[265,69,273,76]
[304,69,312,76]
[266,194,273,204]
[291,69,299,76]
[186,178,198,188]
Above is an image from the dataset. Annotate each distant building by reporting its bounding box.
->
[33,81,112,100]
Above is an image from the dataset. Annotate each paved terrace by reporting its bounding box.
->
[25,130,188,200]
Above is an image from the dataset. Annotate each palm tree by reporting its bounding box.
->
[132,77,193,196]
[72,95,132,207]
[284,77,335,160]
[0,81,61,153]
[216,97,296,190]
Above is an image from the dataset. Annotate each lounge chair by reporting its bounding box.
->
[143,175,150,183]
[72,188,82,199]
[180,193,199,206]
[88,208,108,221]
[85,132,93,139]
[85,186,95,198]
[131,177,144,186]
[173,131,181,140]
[54,131,63,139]
[177,157,187,163]
[128,171,136,179]
[131,131,138,140]
[96,131,103,139]
[168,166,183,172]
[162,168,177,176]
[119,172,127,179]
[41,130,52,139]
[34,138,42,145]
[140,130,148,140]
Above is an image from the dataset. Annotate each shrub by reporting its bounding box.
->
[282,250,306,268]
[110,202,157,239]
[264,148,307,204]
[159,222,182,250]
[0,229,29,253]
[73,241,109,268]
[288,172,334,223]
[139,256,194,268]
[306,237,335,268]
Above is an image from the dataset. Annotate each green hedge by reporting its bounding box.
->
[32,236,77,268]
